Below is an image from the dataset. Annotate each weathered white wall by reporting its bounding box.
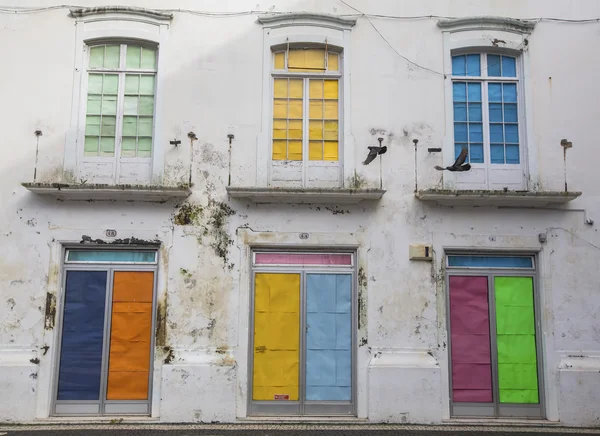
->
[1,0,599,427]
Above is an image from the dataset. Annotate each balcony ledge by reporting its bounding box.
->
[415,189,582,208]
[226,186,386,204]
[22,183,191,202]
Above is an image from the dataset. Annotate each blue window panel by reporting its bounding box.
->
[307,312,336,349]
[452,55,466,76]
[503,83,517,102]
[336,350,352,387]
[489,83,502,102]
[491,144,505,163]
[448,255,533,268]
[506,144,520,164]
[453,82,467,102]
[454,123,468,142]
[67,250,156,263]
[307,274,336,313]
[455,143,466,160]
[490,124,504,143]
[306,386,351,401]
[335,275,352,314]
[468,103,482,122]
[502,56,517,77]
[489,103,503,122]
[468,83,482,101]
[505,124,519,143]
[504,103,518,122]
[469,123,483,142]
[453,103,467,122]
[487,54,502,77]
[306,349,336,386]
[466,54,481,76]
[336,313,351,349]
[57,271,107,401]
[469,144,484,163]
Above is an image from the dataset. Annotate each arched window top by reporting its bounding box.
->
[272,47,340,73]
[69,6,173,22]
[258,12,356,31]
[438,16,535,34]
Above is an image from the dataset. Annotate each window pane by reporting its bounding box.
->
[101,116,116,136]
[122,137,136,156]
[273,127,286,139]
[310,101,323,119]
[324,141,338,161]
[104,45,120,69]
[503,83,517,102]
[88,74,103,94]
[502,56,517,77]
[448,255,533,268]
[487,55,501,77]
[467,83,481,101]
[468,103,482,122]
[324,80,338,99]
[289,79,303,98]
[310,80,324,99]
[139,76,155,95]
[305,49,326,70]
[100,137,115,155]
[85,116,101,136]
[469,123,483,142]
[466,54,480,76]
[309,120,323,140]
[470,144,484,163]
[288,140,302,160]
[453,82,466,102]
[141,47,157,70]
[288,121,303,139]
[272,140,286,160]
[67,250,156,263]
[491,144,505,163]
[288,48,325,72]
[125,75,140,94]
[288,100,302,119]
[273,119,286,130]
[101,95,117,115]
[489,103,503,122]
[138,137,152,151]
[89,46,104,68]
[138,117,153,137]
[328,52,339,72]
[488,83,502,102]
[454,123,468,142]
[309,141,322,160]
[324,101,338,119]
[122,116,137,136]
[124,96,138,115]
[452,55,466,76]
[126,45,141,69]
[505,124,519,143]
[454,143,466,160]
[84,136,99,154]
[273,99,287,118]
[87,95,102,114]
[139,96,154,116]
[324,121,338,140]
[490,124,504,143]
[103,74,118,95]
[274,51,285,69]
[504,104,518,122]
[274,79,288,98]
[454,103,467,121]
[506,144,520,164]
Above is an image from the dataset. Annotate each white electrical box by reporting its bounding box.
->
[409,244,433,261]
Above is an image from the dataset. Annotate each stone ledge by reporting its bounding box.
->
[226,186,385,204]
[22,183,191,202]
[415,189,581,208]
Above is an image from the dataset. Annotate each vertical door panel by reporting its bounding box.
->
[305,274,352,401]
[494,276,539,404]
[449,276,493,402]
[57,271,107,400]
[253,273,300,401]
[106,271,154,400]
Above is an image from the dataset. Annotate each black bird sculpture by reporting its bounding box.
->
[435,146,471,172]
[363,139,388,165]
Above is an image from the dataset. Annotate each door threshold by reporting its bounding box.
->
[444,418,560,427]
[240,416,366,423]
[35,416,159,425]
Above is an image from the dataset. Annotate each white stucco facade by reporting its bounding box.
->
[1,0,599,427]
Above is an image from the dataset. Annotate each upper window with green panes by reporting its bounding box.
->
[451,53,521,166]
[84,43,157,158]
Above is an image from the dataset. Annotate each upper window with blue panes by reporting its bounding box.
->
[451,53,520,166]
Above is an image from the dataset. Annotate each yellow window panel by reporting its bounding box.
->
[272,140,287,160]
[324,100,338,119]
[328,52,339,71]
[273,128,287,139]
[309,80,324,99]
[288,127,302,140]
[309,120,323,140]
[289,119,302,131]
[269,313,300,350]
[288,48,325,72]
[289,79,303,98]
[288,100,303,119]
[324,141,339,161]
[274,51,285,70]
[288,141,303,161]
[325,120,338,131]
[324,131,338,141]
[273,99,287,118]
[324,80,338,99]
[309,141,323,160]
[310,101,323,119]
[305,49,326,70]
[253,312,269,349]
[274,79,288,98]
[287,49,304,70]
[273,119,287,130]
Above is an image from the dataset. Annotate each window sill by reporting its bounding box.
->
[226,186,385,204]
[415,189,582,208]
[22,182,191,202]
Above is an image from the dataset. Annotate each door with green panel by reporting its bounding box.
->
[447,255,543,418]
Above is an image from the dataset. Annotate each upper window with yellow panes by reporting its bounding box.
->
[271,48,341,162]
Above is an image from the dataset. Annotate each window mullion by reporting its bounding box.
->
[114,45,128,163]
[482,80,491,170]
[302,78,309,171]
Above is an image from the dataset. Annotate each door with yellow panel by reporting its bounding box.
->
[249,252,355,416]
[53,249,158,416]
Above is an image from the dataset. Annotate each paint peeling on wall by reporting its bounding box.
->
[43,292,56,331]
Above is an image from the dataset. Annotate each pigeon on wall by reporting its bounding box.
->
[363,145,387,165]
[434,146,471,172]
